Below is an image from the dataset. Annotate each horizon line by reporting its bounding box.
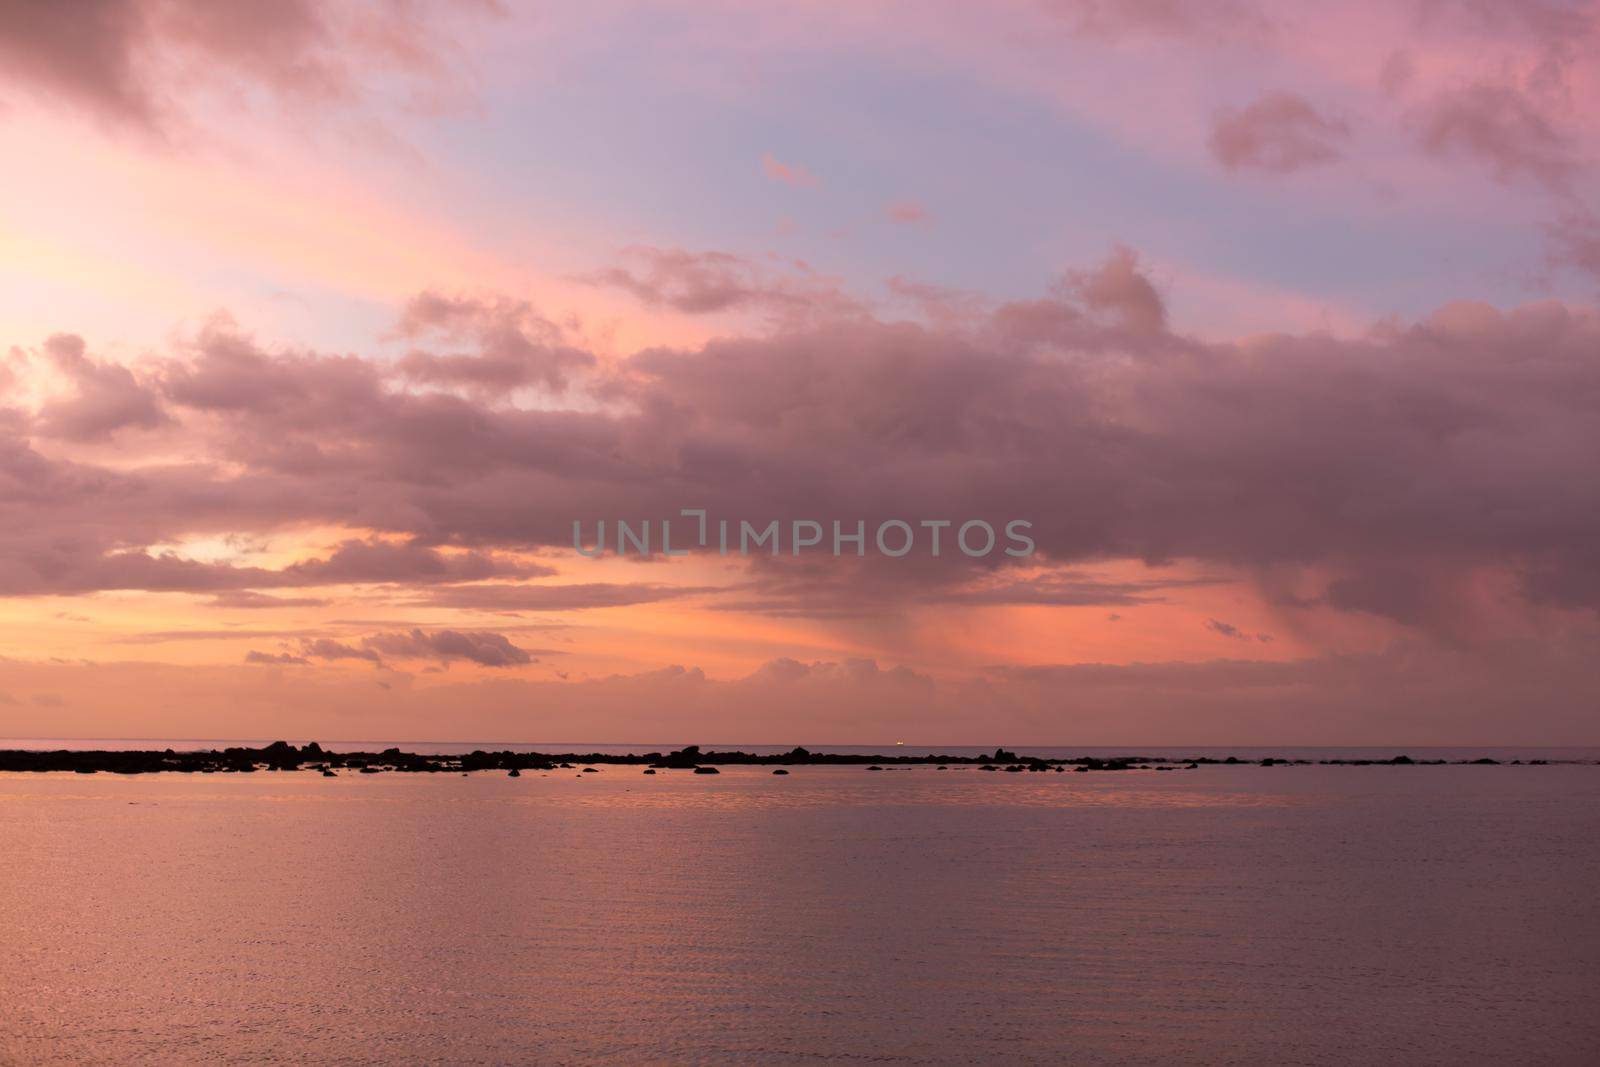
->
[3,737,1598,751]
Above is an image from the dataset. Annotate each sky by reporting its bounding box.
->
[2,0,1599,744]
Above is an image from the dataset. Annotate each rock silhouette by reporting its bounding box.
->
[0,743,1582,776]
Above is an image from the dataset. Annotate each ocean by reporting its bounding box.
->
[3,749,1598,1064]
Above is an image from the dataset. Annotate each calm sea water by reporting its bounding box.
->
[3,757,1599,1064]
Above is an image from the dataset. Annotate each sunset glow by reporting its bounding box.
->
[3,0,1599,744]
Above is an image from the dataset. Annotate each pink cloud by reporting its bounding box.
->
[0,0,489,132]
[416,583,713,613]
[4,251,1600,649]
[212,591,329,609]
[1413,83,1578,195]
[1059,244,1166,331]
[361,628,536,668]
[760,151,820,188]
[395,293,595,394]
[33,333,168,441]
[283,539,552,585]
[578,246,861,323]
[1551,211,1600,282]
[885,200,933,225]
[1209,92,1349,173]
[249,628,540,669]
[245,650,310,665]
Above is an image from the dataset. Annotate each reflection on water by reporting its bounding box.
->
[3,766,1598,1064]
[531,769,1305,813]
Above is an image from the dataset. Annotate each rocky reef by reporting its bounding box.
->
[0,743,1589,775]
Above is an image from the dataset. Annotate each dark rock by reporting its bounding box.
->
[772,769,789,775]
[867,765,884,771]
[322,769,337,777]
[3,742,1572,777]
[643,768,657,775]
[660,745,704,769]
[260,740,304,770]
[508,768,521,777]
[692,766,720,774]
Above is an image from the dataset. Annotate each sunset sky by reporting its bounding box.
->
[3,0,1599,744]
